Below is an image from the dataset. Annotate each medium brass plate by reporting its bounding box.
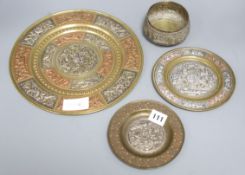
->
[152,48,235,111]
[108,100,184,169]
[10,10,143,115]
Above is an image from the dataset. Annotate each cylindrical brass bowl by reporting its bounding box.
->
[144,1,190,46]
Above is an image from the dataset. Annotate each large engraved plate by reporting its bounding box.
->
[152,48,236,111]
[10,10,143,115]
[108,100,184,169]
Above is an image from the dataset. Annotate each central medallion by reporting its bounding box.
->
[169,61,218,98]
[126,118,166,155]
[56,43,100,77]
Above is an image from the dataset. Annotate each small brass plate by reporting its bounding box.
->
[108,100,184,169]
[10,10,143,115]
[153,48,235,111]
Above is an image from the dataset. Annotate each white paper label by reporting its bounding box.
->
[62,97,89,111]
[148,109,168,126]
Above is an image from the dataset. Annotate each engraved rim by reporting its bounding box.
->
[9,10,143,115]
[108,100,185,169]
[152,47,236,111]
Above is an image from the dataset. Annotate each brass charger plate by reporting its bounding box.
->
[108,100,184,169]
[153,48,235,111]
[10,10,143,115]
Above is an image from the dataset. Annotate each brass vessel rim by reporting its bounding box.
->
[146,1,190,33]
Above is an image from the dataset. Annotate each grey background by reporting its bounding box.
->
[0,0,245,174]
